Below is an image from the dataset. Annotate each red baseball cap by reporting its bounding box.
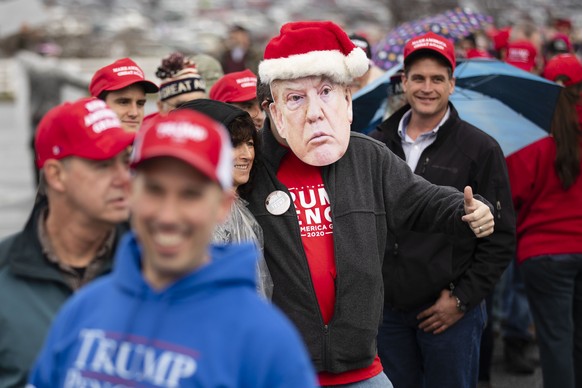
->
[35,97,135,168]
[466,48,492,59]
[404,32,456,71]
[543,53,582,87]
[487,27,511,52]
[209,69,258,103]
[89,57,159,97]
[505,41,537,72]
[131,110,233,189]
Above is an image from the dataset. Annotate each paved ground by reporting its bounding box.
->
[486,339,543,388]
[0,98,544,386]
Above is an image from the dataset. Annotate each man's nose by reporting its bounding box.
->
[421,79,434,92]
[157,196,181,225]
[128,103,139,117]
[305,96,324,122]
[111,168,130,189]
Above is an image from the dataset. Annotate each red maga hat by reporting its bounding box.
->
[404,32,456,71]
[35,97,135,168]
[210,69,258,103]
[89,57,158,97]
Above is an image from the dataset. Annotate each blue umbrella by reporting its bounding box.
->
[450,87,549,156]
[354,58,558,155]
[454,58,562,132]
[351,66,402,134]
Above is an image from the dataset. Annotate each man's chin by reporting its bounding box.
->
[298,144,347,167]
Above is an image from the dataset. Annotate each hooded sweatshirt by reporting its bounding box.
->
[28,232,317,388]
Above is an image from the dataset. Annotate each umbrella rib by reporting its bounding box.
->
[463,74,499,88]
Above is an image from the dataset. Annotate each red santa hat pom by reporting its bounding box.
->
[259,20,369,84]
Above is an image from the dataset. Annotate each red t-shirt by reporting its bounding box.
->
[277,151,383,386]
[505,40,537,72]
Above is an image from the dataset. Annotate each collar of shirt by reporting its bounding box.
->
[37,208,114,290]
[397,107,450,143]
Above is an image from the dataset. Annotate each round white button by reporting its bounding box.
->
[265,190,291,216]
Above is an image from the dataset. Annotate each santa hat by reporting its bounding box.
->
[259,20,369,84]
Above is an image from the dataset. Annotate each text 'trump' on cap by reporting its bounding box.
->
[130,110,233,189]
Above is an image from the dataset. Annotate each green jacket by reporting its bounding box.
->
[0,197,126,387]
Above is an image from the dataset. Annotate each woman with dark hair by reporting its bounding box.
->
[177,99,272,299]
[506,53,582,388]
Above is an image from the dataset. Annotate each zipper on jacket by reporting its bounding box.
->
[322,324,330,368]
[496,200,502,220]
[420,157,430,175]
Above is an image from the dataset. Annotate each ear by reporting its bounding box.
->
[449,76,456,95]
[269,101,287,140]
[43,159,68,193]
[260,100,270,113]
[345,86,353,124]
[156,100,164,113]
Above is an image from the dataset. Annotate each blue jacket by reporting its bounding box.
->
[28,232,317,388]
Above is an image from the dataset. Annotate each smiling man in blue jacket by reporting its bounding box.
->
[28,109,317,388]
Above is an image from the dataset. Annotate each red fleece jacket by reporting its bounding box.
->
[506,136,582,263]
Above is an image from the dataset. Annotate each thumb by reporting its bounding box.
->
[464,186,474,208]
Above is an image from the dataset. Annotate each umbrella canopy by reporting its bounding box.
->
[351,65,402,134]
[450,87,549,156]
[353,58,559,155]
[373,7,493,70]
[454,58,562,132]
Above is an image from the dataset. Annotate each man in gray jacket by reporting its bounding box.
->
[0,97,134,387]
[245,20,495,387]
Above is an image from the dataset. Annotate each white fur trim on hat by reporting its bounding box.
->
[259,47,368,84]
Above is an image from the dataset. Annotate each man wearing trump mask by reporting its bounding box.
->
[244,20,496,387]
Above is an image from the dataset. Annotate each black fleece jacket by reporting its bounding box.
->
[371,103,515,311]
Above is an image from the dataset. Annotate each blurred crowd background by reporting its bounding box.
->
[0,0,581,63]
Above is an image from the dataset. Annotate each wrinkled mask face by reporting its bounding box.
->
[270,76,353,166]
